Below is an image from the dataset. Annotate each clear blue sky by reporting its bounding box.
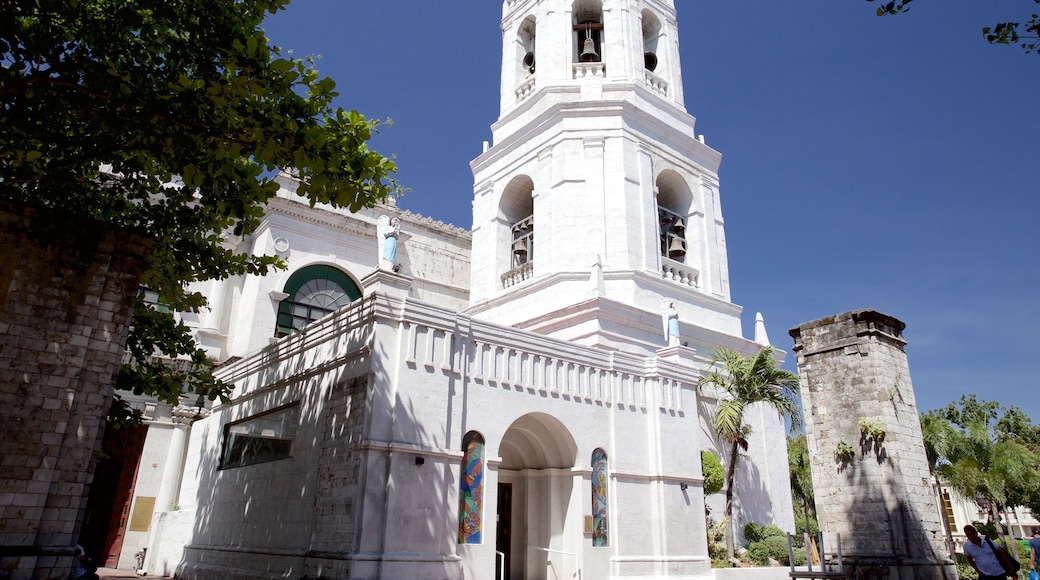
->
[264,1,1039,421]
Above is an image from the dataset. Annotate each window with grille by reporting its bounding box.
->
[275,265,361,337]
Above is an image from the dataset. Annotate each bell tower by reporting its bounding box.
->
[469,0,742,350]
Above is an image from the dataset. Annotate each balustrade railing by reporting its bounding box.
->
[644,70,669,96]
[573,62,606,79]
[661,258,699,288]
[501,261,534,288]
[515,76,536,102]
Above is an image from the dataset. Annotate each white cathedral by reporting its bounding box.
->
[108,1,796,579]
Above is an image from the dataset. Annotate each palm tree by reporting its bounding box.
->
[697,345,800,558]
[919,412,964,558]
[789,434,821,565]
[788,435,816,525]
[927,398,1040,559]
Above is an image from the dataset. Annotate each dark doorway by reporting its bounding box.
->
[80,423,148,567]
[496,483,512,580]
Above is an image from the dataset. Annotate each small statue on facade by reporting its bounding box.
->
[662,302,680,346]
[377,215,401,272]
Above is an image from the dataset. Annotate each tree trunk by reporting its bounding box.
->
[999,505,1022,561]
[724,440,740,560]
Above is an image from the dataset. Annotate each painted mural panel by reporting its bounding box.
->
[592,447,608,546]
[458,431,485,544]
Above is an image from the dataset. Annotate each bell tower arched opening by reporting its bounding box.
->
[657,170,694,265]
[641,9,663,73]
[496,413,579,580]
[572,0,603,64]
[499,176,535,286]
[516,16,537,80]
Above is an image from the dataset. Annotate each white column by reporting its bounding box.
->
[154,419,189,511]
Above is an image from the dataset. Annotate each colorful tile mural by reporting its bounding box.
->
[458,431,485,544]
[592,448,608,546]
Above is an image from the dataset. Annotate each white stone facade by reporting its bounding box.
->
[122,1,799,578]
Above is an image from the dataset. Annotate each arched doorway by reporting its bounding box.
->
[496,413,579,580]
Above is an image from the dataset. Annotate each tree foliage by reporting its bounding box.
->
[923,396,1040,539]
[788,434,818,538]
[697,346,800,558]
[0,0,399,407]
[867,0,1040,55]
[702,450,724,495]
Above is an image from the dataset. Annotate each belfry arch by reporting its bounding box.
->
[496,413,579,580]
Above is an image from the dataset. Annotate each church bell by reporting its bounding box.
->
[644,51,658,72]
[667,235,686,259]
[580,37,599,62]
[513,238,528,255]
[523,51,536,74]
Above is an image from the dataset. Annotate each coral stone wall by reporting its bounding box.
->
[789,310,955,580]
[0,203,152,580]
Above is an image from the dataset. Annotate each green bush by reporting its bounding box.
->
[973,521,999,539]
[747,535,799,566]
[795,512,819,539]
[702,451,724,495]
[744,522,786,544]
[706,516,729,567]
[956,553,978,580]
[744,522,764,543]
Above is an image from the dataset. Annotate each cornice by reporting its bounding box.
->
[473,98,719,176]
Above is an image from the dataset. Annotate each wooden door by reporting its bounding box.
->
[496,483,512,580]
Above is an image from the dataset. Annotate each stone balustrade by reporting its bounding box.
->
[662,258,699,288]
[645,70,669,96]
[515,75,535,102]
[573,62,606,79]
[501,261,534,288]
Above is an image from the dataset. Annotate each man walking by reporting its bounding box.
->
[963,525,1015,580]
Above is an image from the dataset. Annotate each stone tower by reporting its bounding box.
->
[468,0,740,354]
[788,310,956,580]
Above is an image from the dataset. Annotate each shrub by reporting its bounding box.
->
[744,522,764,543]
[956,553,978,580]
[706,516,729,567]
[747,535,799,566]
[795,512,819,539]
[702,451,724,495]
[747,541,769,565]
[744,522,785,544]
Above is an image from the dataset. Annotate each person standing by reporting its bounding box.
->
[1029,527,1040,575]
[963,525,1015,580]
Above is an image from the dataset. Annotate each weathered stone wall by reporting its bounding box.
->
[0,203,152,580]
[788,310,955,580]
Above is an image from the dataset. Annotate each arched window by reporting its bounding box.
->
[591,448,609,546]
[656,171,693,264]
[275,264,361,337]
[641,9,662,72]
[573,0,603,63]
[458,431,486,544]
[501,176,535,280]
[517,16,537,78]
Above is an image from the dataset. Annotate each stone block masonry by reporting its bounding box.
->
[789,310,956,580]
[0,202,153,580]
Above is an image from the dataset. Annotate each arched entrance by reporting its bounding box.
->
[496,413,579,580]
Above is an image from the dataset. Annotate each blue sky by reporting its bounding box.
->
[263,1,1039,421]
